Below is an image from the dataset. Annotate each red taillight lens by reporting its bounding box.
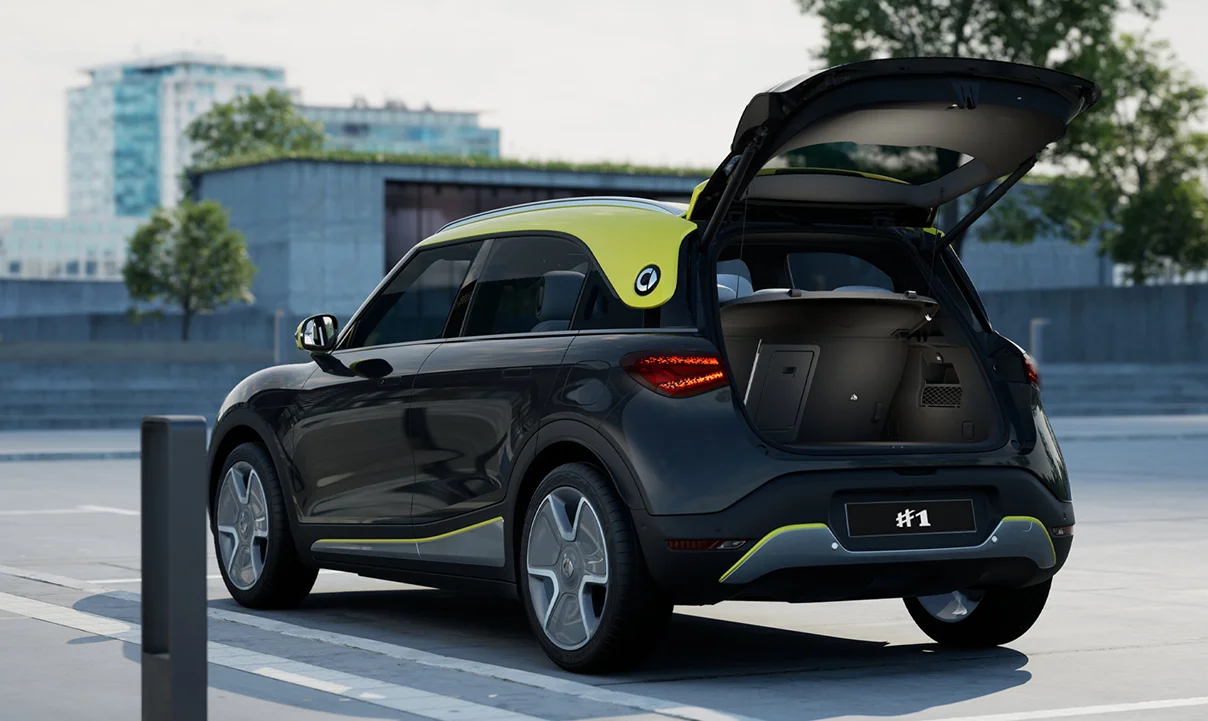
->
[1023,352,1041,389]
[621,352,728,397]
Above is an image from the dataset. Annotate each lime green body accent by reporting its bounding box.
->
[719,516,1054,583]
[686,180,709,219]
[316,516,504,545]
[718,523,828,583]
[1001,515,1057,559]
[417,205,698,309]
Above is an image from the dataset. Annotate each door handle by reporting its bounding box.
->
[502,366,533,378]
[377,377,404,387]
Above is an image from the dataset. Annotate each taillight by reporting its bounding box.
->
[1023,352,1041,389]
[621,352,728,397]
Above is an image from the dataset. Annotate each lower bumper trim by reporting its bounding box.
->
[719,516,1056,585]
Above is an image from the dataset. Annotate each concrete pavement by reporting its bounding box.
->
[0,417,1205,719]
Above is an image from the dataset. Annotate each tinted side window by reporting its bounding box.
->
[462,236,589,337]
[342,240,483,349]
[573,270,644,330]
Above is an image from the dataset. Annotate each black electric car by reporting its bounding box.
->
[208,57,1096,672]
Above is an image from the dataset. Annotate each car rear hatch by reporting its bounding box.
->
[688,57,1100,247]
[689,58,1098,455]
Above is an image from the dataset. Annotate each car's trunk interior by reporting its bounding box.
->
[717,232,1001,449]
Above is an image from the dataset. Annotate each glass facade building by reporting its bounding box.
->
[0,215,143,281]
[300,102,500,158]
[29,53,502,284]
[68,53,288,218]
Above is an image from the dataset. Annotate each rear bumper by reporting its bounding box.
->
[632,466,1074,604]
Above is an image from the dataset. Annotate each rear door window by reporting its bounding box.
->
[461,235,590,337]
[573,269,645,330]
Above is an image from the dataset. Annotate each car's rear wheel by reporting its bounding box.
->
[904,579,1051,647]
[519,462,671,673]
[213,442,317,608]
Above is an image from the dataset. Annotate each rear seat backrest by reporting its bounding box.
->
[833,284,896,294]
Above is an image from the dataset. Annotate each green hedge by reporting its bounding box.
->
[194,149,712,178]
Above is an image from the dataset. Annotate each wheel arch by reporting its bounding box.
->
[507,419,650,580]
[208,408,303,543]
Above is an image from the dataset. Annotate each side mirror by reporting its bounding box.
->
[296,314,338,353]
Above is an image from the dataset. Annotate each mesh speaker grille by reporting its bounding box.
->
[921,383,963,408]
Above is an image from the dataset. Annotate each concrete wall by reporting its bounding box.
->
[960,230,1114,292]
[0,309,312,366]
[980,284,1208,364]
[0,279,132,318]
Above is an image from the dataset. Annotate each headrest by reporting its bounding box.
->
[537,270,585,321]
[717,273,754,298]
[718,284,738,303]
[833,285,895,294]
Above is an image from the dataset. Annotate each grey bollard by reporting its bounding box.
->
[141,416,208,721]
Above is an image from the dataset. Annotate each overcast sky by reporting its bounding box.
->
[2,0,1207,216]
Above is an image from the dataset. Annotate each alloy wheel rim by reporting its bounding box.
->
[917,589,985,623]
[525,487,610,651]
[215,461,270,591]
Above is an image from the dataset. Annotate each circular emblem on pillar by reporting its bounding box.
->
[634,264,661,296]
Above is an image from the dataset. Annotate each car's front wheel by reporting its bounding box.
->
[518,462,671,673]
[213,442,318,608]
[904,580,1052,647]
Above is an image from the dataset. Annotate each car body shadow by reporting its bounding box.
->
[68,593,409,719]
[212,587,1032,720]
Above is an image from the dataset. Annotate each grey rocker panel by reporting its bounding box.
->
[720,517,1056,585]
[311,517,506,567]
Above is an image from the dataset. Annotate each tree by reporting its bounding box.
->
[124,200,257,340]
[185,89,325,168]
[795,0,1163,254]
[982,35,1208,283]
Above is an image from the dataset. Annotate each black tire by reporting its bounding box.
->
[518,462,671,673]
[904,580,1051,648]
[212,442,317,609]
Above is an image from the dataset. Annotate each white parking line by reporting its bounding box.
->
[4,564,1206,721]
[0,505,139,517]
[76,505,140,516]
[925,697,1208,721]
[0,590,548,721]
[0,564,762,721]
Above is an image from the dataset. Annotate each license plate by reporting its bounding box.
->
[846,499,976,537]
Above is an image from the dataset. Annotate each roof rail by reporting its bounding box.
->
[436,196,685,234]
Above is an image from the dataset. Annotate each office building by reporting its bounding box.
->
[68,52,288,218]
[299,99,500,158]
[0,215,143,280]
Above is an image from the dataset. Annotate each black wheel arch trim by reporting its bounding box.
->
[208,406,307,554]
[508,418,650,515]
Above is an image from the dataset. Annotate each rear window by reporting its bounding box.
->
[787,252,894,292]
[716,235,985,329]
[778,143,970,185]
